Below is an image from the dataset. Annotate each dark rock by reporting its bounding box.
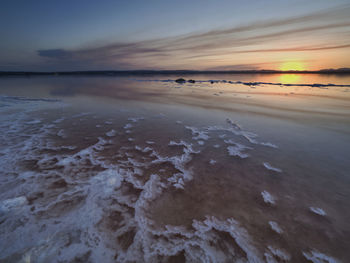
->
[188,79,196,83]
[175,78,186,84]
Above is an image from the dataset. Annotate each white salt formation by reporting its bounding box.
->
[0,93,346,263]
[261,191,276,205]
[310,207,327,216]
[269,221,283,234]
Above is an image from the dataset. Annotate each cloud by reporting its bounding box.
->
[37,42,169,70]
[37,4,350,70]
[221,44,350,54]
[37,49,72,59]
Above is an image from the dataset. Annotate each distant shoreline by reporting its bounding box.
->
[1,69,350,77]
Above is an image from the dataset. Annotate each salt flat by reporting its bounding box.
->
[0,74,349,262]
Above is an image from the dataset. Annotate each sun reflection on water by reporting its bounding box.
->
[279,74,301,84]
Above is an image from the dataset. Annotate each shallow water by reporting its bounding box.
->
[0,74,349,263]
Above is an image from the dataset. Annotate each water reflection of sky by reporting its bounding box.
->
[1,75,349,119]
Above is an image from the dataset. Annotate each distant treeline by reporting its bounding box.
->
[1,68,350,76]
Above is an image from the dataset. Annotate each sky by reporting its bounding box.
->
[1,0,350,71]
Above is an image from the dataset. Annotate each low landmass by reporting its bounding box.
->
[0,68,350,77]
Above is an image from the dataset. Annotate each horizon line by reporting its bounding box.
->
[1,68,350,76]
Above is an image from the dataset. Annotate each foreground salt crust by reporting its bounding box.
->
[0,96,340,262]
[0,99,266,262]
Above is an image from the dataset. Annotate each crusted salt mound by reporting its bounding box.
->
[164,140,200,188]
[226,118,242,130]
[57,129,67,138]
[224,138,251,158]
[94,169,123,192]
[263,162,282,173]
[261,191,276,205]
[209,159,216,165]
[106,129,117,137]
[25,119,42,125]
[303,250,340,263]
[227,144,250,158]
[53,117,65,123]
[190,216,264,263]
[260,142,278,149]
[185,126,210,141]
[269,221,283,234]
[128,117,145,123]
[264,246,291,262]
[124,123,133,129]
[0,196,27,215]
[310,207,326,216]
[207,120,278,149]
[224,139,236,144]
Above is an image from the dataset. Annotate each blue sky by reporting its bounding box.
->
[1,0,350,71]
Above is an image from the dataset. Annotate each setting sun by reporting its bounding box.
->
[280,61,306,71]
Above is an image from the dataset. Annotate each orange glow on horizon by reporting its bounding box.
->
[279,61,306,71]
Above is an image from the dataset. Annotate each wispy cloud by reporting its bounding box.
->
[37,5,350,70]
[229,44,350,54]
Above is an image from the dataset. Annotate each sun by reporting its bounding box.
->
[279,61,305,71]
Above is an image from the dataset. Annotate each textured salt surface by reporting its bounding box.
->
[0,94,347,262]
